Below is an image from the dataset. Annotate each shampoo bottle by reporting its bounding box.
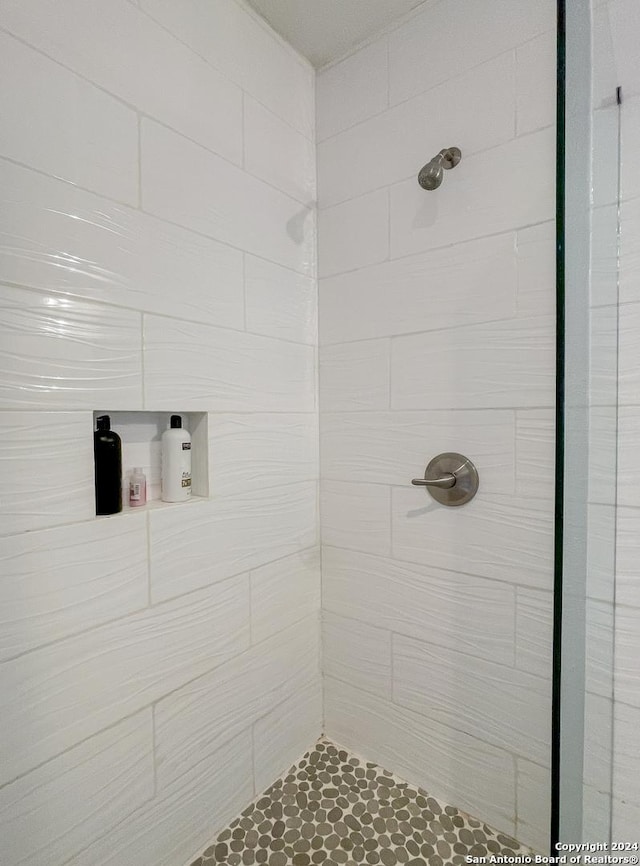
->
[94,415,122,515]
[161,415,192,502]
[129,467,147,508]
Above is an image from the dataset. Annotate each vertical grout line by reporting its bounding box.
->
[315,65,323,751]
[140,313,146,410]
[388,484,394,559]
[317,336,324,736]
[513,229,521,318]
[250,721,257,797]
[137,112,143,211]
[248,571,253,646]
[389,631,395,702]
[151,703,158,797]
[387,337,393,409]
[513,585,519,668]
[513,49,519,139]
[241,90,246,170]
[387,186,392,262]
[513,408,520,494]
[315,334,321,700]
[242,252,248,330]
[204,412,212,501]
[385,34,391,108]
[146,509,152,607]
[513,752,519,834]
[315,342,319,416]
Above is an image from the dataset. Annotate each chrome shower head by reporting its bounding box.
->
[418,160,444,190]
[418,147,462,190]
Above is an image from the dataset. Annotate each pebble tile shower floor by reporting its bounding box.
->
[190,739,534,866]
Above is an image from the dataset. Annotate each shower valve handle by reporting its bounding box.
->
[410,453,479,507]
[411,474,456,489]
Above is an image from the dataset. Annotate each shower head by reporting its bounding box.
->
[418,147,462,190]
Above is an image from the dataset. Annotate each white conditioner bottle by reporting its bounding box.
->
[161,415,192,502]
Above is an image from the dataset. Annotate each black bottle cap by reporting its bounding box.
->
[96,415,110,431]
[170,415,182,428]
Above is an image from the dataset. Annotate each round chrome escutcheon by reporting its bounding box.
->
[414,452,479,506]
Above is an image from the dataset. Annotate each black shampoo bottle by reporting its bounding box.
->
[94,415,122,515]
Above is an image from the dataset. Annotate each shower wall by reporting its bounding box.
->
[317,0,556,850]
[0,2,319,865]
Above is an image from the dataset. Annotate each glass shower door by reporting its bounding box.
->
[558,0,622,844]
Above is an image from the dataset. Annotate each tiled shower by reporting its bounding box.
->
[0,0,638,864]
[318,7,556,847]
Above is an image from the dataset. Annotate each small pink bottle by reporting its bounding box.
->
[129,467,147,508]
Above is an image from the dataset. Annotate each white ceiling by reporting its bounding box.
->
[245,0,427,68]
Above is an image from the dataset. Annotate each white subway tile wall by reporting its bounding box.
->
[143,316,315,412]
[252,682,323,796]
[0,412,95,535]
[7,0,639,854]
[149,484,318,603]
[321,409,516,493]
[207,414,318,496]
[322,612,393,700]
[153,618,320,791]
[0,161,246,327]
[316,39,389,142]
[389,129,555,260]
[318,188,389,278]
[251,548,321,644]
[392,635,552,766]
[0,513,149,661]
[72,730,255,866]
[324,676,518,835]
[322,546,516,667]
[244,255,317,344]
[386,0,555,106]
[139,0,315,139]
[319,233,519,345]
[516,31,558,136]
[140,120,315,276]
[321,481,392,557]
[0,284,143,410]
[0,2,319,865]
[0,575,251,786]
[516,759,553,852]
[244,96,316,204]
[0,711,155,866]
[317,0,556,851]
[318,52,517,210]
[515,587,554,679]
[0,31,139,204]
[319,339,391,411]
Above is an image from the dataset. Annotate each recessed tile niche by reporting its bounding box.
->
[92,411,209,514]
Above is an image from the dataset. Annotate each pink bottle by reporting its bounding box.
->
[129,467,147,508]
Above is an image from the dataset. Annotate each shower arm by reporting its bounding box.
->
[431,151,449,169]
[436,147,461,170]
